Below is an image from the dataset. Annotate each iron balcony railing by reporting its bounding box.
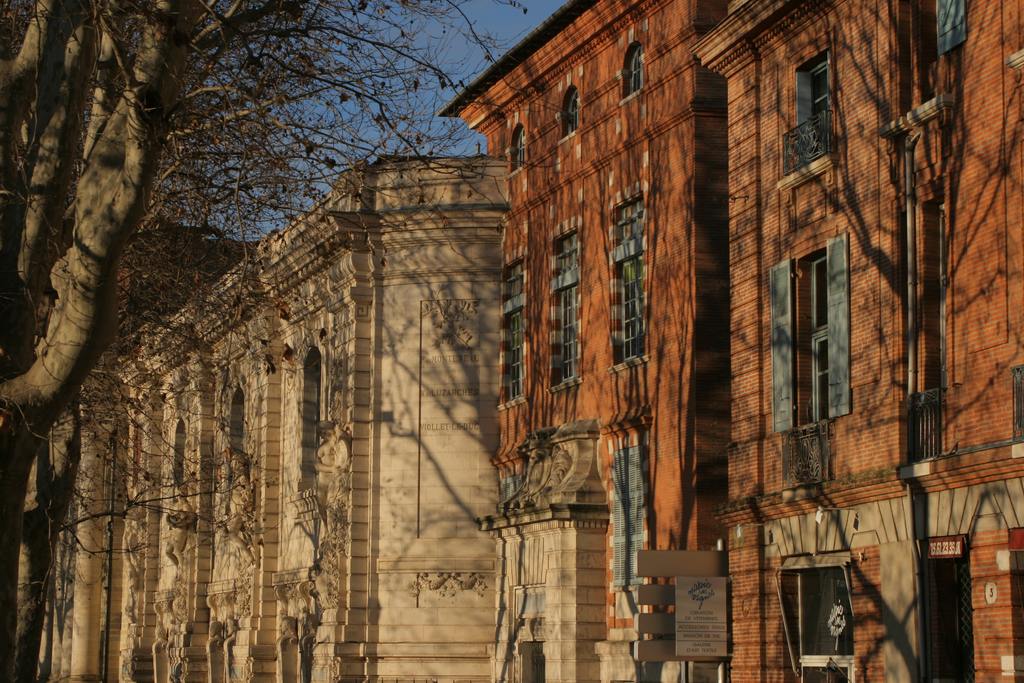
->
[783,109,832,175]
[1013,365,1024,440]
[908,388,943,461]
[782,420,833,488]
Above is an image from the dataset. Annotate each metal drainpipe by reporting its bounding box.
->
[906,131,921,399]
[903,130,929,683]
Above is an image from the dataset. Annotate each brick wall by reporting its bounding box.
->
[456,0,731,633]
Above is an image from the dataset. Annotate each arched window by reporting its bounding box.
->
[510,124,525,170]
[561,87,579,137]
[229,387,245,452]
[624,43,643,97]
[301,347,322,482]
[173,419,186,486]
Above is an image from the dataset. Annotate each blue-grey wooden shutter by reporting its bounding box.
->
[796,70,813,124]
[770,260,795,432]
[827,233,851,417]
[627,444,645,585]
[612,450,628,587]
[938,0,966,54]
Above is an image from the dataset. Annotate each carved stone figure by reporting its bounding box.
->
[165,496,197,572]
[123,516,147,624]
[313,419,353,610]
[221,447,257,569]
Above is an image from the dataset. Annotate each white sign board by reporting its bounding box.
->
[675,576,728,658]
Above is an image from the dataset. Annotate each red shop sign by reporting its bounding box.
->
[1008,528,1024,551]
[928,535,967,559]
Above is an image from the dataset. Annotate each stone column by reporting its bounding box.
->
[67,433,108,682]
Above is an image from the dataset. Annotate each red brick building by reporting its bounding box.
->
[697,0,1024,680]
[442,0,731,680]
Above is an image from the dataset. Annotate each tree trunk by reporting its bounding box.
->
[0,424,44,681]
[15,405,81,683]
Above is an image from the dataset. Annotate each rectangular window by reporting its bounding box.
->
[796,53,829,124]
[786,52,832,174]
[615,199,644,245]
[552,232,579,382]
[504,262,525,400]
[779,567,854,678]
[771,234,850,434]
[612,441,645,587]
[622,256,645,360]
[613,199,645,362]
[808,254,830,423]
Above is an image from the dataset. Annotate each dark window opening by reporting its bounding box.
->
[172,419,186,487]
[797,252,830,425]
[623,43,643,97]
[230,387,245,452]
[561,87,579,137]
[301,347,322,485]
[918,0,938,99]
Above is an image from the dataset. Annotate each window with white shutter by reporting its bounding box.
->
[612,442,645,587]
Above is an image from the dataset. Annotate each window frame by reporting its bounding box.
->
[510,124,526,171]
[561,87,579,137]
[796,52,830,125]
[612,198,645,363]
[808,253,830,423]
[623,42,643,98]
[552,231,580,383]
[770,234,850,434]
[503,261,526,401]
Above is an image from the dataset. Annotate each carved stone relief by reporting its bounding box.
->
[501,420,604,513]
[313,420,353,610]
[422,298,478,349]
[218,447,258,581]
[408,572,489,600]
[274,571,318,683]
[122,514,147,625]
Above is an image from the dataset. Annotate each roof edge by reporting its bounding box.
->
[438,0,598,119]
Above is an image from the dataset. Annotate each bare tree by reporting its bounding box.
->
[0,0,501,675]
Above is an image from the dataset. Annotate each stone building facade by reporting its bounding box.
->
[46,157,507,683]
[696,0,1024,680]
[441,0,732,680]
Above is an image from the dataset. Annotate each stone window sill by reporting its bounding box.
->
[619,90,642,106]
[498,395,526,411]
[777,153,836,192]
[558,130,577,145]
[609,355,649,373]
[549,376,582,393]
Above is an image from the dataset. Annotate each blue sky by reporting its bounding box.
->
[436,0,565,147]
[460,0,564,70]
